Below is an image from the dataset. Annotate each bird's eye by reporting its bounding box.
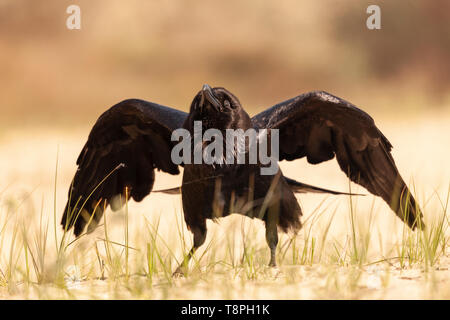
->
[223,100,232,109]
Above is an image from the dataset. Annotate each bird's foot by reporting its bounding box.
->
[268,256,277,268]
[172,266,187,278]
[266,264,282,278]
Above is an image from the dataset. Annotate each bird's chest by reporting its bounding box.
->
[182,163,262,218]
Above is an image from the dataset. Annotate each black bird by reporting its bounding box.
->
[62,85,424,274]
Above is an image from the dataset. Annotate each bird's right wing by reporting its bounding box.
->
[62,99,188,236]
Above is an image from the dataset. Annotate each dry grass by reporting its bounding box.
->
[0,110,449,299]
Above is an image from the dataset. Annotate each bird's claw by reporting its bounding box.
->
[172,267,187,278]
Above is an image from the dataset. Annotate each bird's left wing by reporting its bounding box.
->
[62,99,187,236]
[251,91,424,229]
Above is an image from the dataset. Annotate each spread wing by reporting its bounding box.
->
[62,99,188,236]
[252,91,424,229]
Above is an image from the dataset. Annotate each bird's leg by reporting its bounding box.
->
[265,209,279,267]
[173,226,207,277]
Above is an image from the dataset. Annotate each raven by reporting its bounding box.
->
[62,85,424,274]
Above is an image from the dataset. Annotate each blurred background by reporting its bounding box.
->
[0,0,449,127]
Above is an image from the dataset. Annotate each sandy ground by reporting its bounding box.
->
[0,110,449,299]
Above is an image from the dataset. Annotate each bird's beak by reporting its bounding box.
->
[200,84,221,111]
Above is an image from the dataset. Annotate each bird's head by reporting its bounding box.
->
[187,84,251,131]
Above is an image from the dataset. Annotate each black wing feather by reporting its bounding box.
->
[62,99,187,236]
[252,91,423,229]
